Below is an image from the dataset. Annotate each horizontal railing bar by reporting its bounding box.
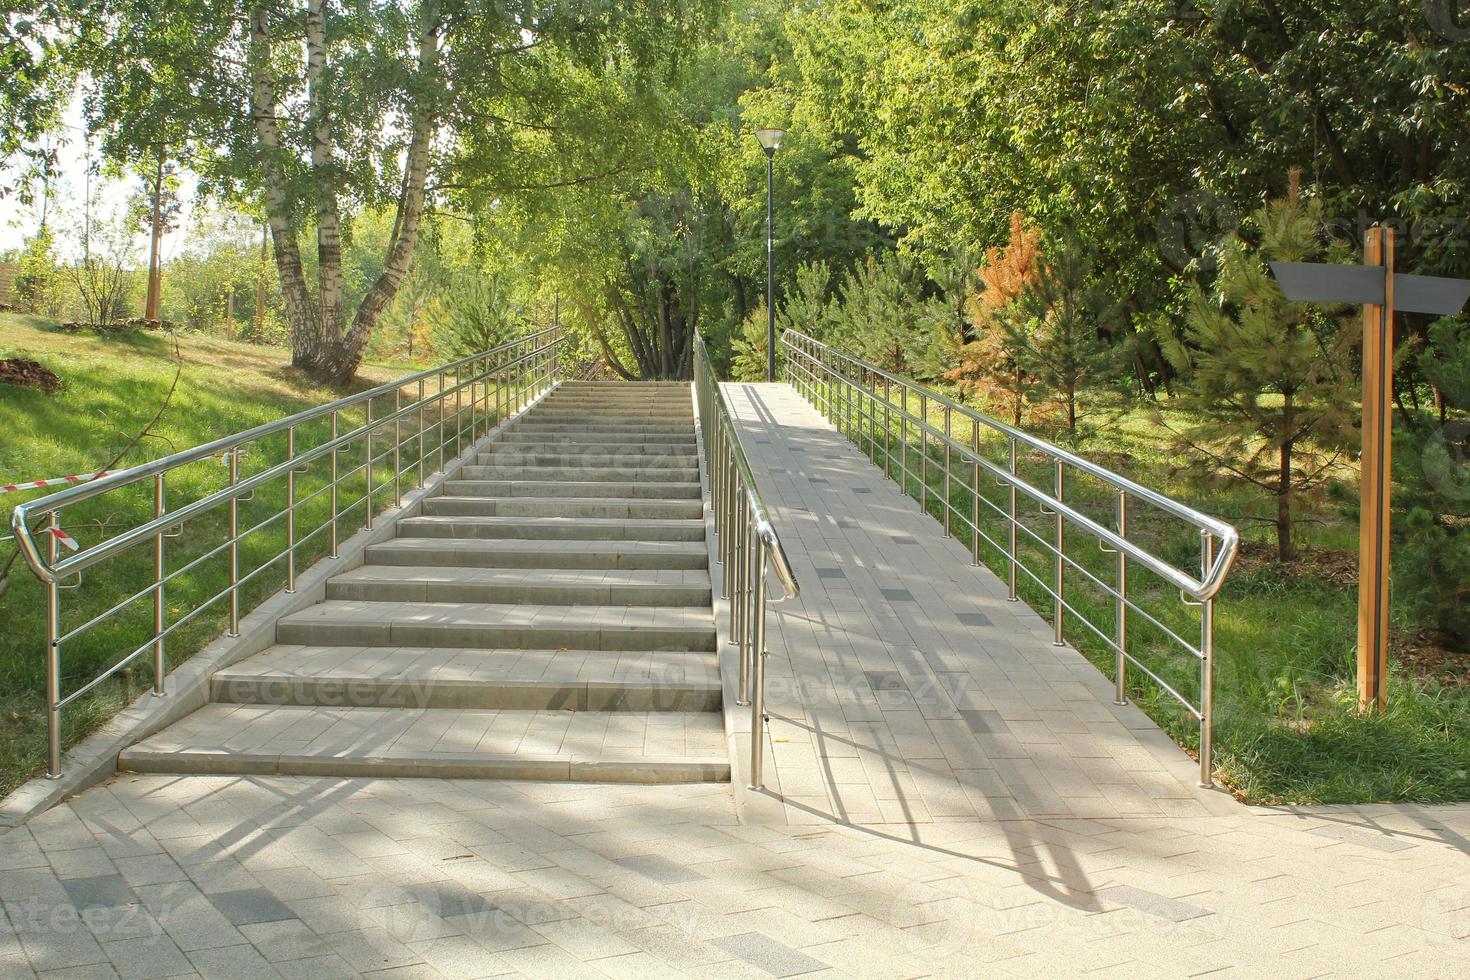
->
[782,336,1237,600]
[22,341,558,582]
[12,337,558,582]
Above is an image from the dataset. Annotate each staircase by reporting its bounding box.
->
[118,382,729,784]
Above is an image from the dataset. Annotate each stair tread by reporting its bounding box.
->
[332,566,709,587]
[217,644,720,688]
[120,703,727,769]
[280,600,714,629]
[388,520,708,543]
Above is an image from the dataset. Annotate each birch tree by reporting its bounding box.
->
[74,0,704,384]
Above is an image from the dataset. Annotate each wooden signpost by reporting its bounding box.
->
[1272,228,1470,711]
[1357,228,1393,711]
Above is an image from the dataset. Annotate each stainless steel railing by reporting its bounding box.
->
[781,329,1239,786]
[692,333,799,791]
[10,327,565,778]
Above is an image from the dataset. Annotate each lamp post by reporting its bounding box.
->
[1270,231,1470,711]
[755,127,785,382]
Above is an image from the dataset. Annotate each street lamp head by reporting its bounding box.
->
[755,127,785,155]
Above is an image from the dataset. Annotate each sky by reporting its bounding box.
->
[2,95,197,260]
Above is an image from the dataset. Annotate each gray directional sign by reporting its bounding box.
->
[1269,261,1470,315]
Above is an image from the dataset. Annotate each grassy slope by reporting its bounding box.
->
[0,313,428,798]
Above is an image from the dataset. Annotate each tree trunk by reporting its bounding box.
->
[145,152,164,321]
[255,223,267,338]
[305,0,345,356]
[249,6,320,366]
[1277,393,1296,562]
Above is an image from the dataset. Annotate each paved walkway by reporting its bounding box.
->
[3,382,1470,977]
[722,383,1219,825]
[3,776,1469,977]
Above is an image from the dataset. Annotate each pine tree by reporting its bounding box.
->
[1153,182,1357,562]
[1395,316,1470,642]
[732,261,834,382]
[830,252,945,376]
[1002,234,1123,435]
[945,212,1041,426]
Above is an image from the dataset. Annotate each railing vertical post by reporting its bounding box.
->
[1053,458,1065,646]
[1007,437,1019,601]
[417,378,427,487]
[228,449,240,636]
[45,514,61,778]
[364,400,374,530]
[437,373,446,474]
[330,411,339,558]
[286,425,297,593]
[393,388,402,507]
[943,404,952,537]
[454,364,463,460]
[900,387,909,495]
[749,534,768,791]
[919,392,929,514]
[971,418,980,566]
[884,376,892,478]
[736,497,751,707]
[1114,490,1129,705]
[152,473,166,696]
[1199,530,1215,787]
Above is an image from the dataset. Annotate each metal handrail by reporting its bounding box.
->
[11,327,566,779]
[11,327,562,583]
[781,328,1238,787]
[691,332,798,792]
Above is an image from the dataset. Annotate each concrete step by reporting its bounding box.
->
[533,405,693,414]
[277,600,717,651]
[498,431,696,447]
[407,510,705,540]
[443,479,701,501]
[556,381,690,389]
[514,423,696,431]
[118,704,728,783]
[429,493,702,520]
[368,537,710,570]
[458,465,701,484]
[473,449,699,468]
[325,566,712,606]
[210,645,721,711]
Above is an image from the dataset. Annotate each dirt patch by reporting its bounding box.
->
[0,358,62,392]
[1394,628,1470,689]
[1232,540,1358,587]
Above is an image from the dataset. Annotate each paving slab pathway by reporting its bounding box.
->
[2,776,1468,977]
[720,383,1223,825]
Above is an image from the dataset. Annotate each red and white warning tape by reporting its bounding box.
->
[51,527,80,552]
[0,471,111,494]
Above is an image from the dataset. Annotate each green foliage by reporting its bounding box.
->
[729,310,768,383]
[1001,236,1123,434]
[1395,317,1470,642]
[1153,190,1358,560]
[1396,509,1470,643]
[828,252,946,376]
[426,273,525,360]
[12,225,61,316]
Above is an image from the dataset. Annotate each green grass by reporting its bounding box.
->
[796,372,1470,805]
[0,313,533,798]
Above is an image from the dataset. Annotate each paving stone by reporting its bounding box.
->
[710,931,831,977]
[1092,885,1213,923]
[206,888,297,927]
[59,877,137,913]
[614,855,706,886]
